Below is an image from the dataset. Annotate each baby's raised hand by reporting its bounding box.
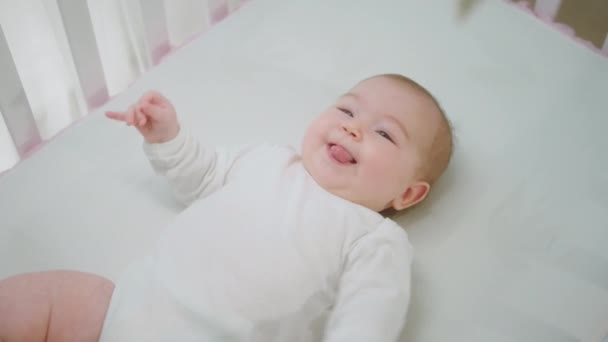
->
[106,91,180,144]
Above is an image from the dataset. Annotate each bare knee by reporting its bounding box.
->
[46,271,115,342]
[0,271,114,342]
[0,272,52,342]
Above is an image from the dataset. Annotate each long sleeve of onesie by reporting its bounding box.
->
[142,128,250,206]
[322,223,413,342]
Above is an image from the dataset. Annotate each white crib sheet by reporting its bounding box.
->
[1,0,607,341]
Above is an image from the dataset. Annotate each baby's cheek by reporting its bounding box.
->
[376,148,412,181]
[308,120,327,141]
[302,120,324,147]
[364,148,398,179]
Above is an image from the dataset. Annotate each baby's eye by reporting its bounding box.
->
[338,108,354,117]
[377,130,395,143]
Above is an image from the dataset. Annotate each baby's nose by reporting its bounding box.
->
[342,124,361,140]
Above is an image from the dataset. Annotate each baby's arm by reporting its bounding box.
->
[107,91,247,206]
[323,224,413,342]
[143,129,248,206]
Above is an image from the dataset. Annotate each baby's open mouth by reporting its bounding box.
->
[328,143,357,164]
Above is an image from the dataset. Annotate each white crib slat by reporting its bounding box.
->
[0,113,20,173]
[0,26,42,157]
[139,0,171,65]
[56,0,109,109]
[164,0,209,47]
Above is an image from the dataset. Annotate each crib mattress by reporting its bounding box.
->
[1,0,607,341]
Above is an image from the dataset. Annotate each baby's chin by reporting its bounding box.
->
[304,167,390,212]
[302,154,343,190]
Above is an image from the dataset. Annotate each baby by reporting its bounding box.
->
[0,74,452,341]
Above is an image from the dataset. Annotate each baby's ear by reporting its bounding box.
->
[391,181,430,210]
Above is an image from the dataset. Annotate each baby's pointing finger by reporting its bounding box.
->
[105,111,126,121]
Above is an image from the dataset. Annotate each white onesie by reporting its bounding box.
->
[100,128,413,342]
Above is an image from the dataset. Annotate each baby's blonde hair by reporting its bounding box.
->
[371,74,454,186]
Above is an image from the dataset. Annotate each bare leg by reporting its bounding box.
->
[0,270,114,342]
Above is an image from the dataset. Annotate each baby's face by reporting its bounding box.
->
[301,76,439,212]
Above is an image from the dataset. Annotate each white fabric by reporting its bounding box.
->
[1,0,608,341]
[100,128,412,341]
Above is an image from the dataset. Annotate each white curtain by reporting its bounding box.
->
[0,0,247,173]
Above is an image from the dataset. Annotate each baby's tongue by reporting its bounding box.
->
[329,144,353,164]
